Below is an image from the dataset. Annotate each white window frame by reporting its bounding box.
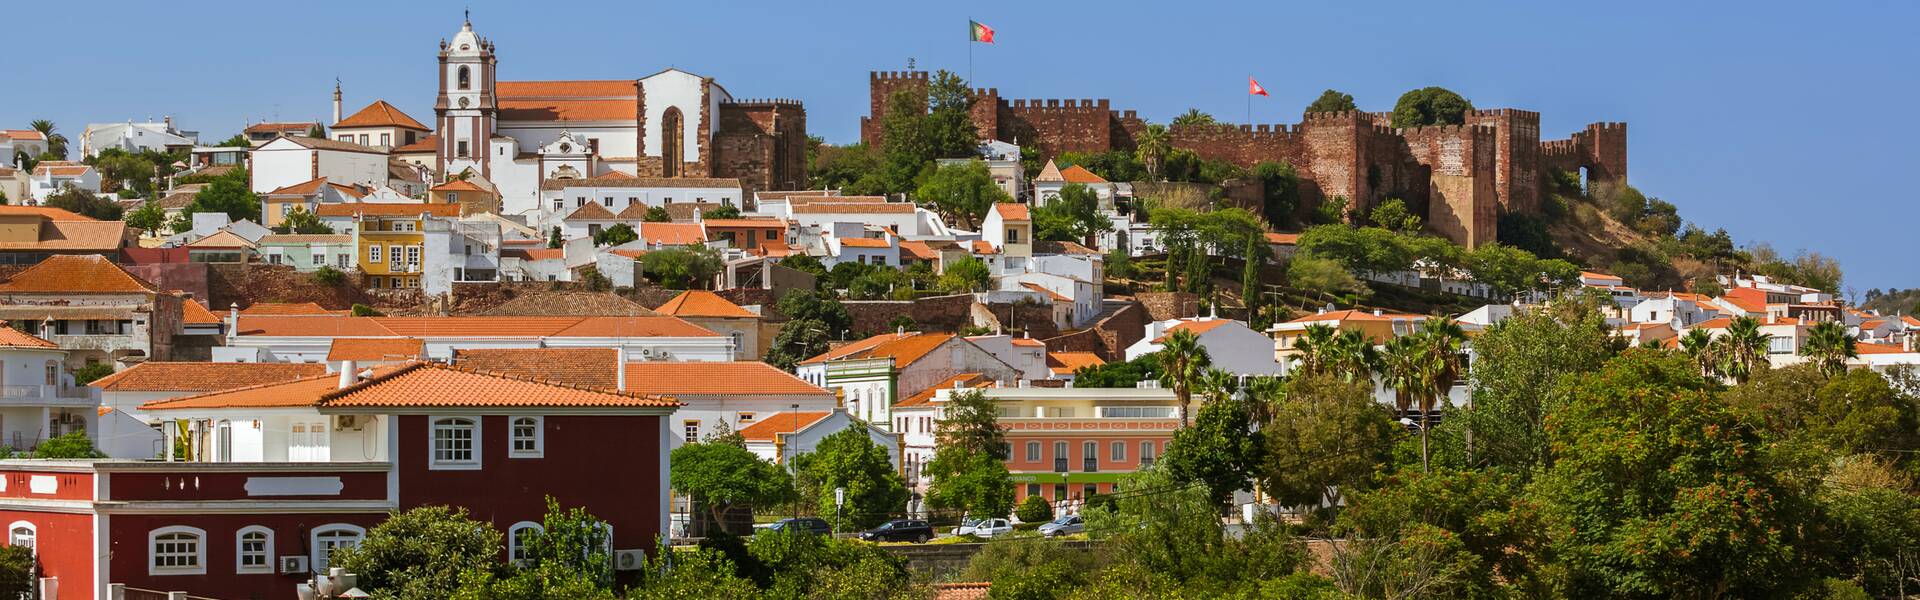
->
[311,524,366,572]
[1025,441,1040,462]
[509,416,543,458]
[7,521,33,554]
[148,525,207,576]
[507,521,543,564]
[430,416,482,470]
[235,525,274,574]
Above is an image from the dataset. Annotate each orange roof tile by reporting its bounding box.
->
[800,332,954,367]
[1057,165,1108,184]
[1046,352,1105,375]
[1857,343,1910,355]
[451,348,619,389]
[244,122,317,134]
[499,100,636,122]
[1692,317,1734,330]
[319,362,677,410]
[0,220,130,251]
[242,302,344,316]
[0,206,96,221]
[755,240,796,258]
[1905,316,1920,327]
[430,179,487,193]
[838,237,890,249]
[92,362,327,392]
[181,299,221,325]
[1034,160,1064,182]
[391,135,439,154]
[1718,288,1770,313]
[898,241,939,261]
[700,219,785,229]
[142,372,355,410]
[1860,319,1886,330]
[333,100,429,131]
[933,582,992,600]
[896,373,990,408]
[314,203,462,218]
[622,362,830,396]
[497,80,637,97]
[326,338,426,361]
[1264,232,1299,245]
[2,130,46,141]
[230,315,711,338]
[653,290,757,318]
[970,240,998,255]
[0,326,56,349]
[1019,282,1071,302]
[565,202,617,220]
[737,412,830,442]
[0,255,155,293]
[1151,319,1236,343]
[992,203,1030,221]
[637,222,708,246]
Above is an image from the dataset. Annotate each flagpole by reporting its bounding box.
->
[967,17,974,85]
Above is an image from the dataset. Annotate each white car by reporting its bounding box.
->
[953,517,1013,538]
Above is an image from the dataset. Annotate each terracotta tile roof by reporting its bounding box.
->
[737,411,830,442]
[800,331,954,367]
[613,203,652,220]
[0,326,56,349]
[452,348,618,389]
[242,302,344,316]
[1020,282,1071,302]
[1034,240,1098,255]
[622,362,830,396]
[431,179,487,193]
[244,122,316,134]
[1047,352,1106,375]
[565,202,617,220]
[1718,288,1769,313]
[1284,309,1428,324]
[1151,319,1236,343]
[0,255,154,293]
[234,315,395,337]
[1035,160,1065,182]
[1860,319,1886,330]
[1692,317,1734,330]
[391,135,439,154]
[933,582,992,600]
[181,299,221,325]
[0,206,96,221]
[1580,271,1623,282]
[755,240,795,258]
[503,247,565,261]
[32,163,94,177]
[2,130,46,141]
[970,240,998,255]
[899,240,939,261]
[539,176,741,191]
[264,178,332,196]
[92,361,327,392]
[230,315,709,339]
[992,203,1030,221]
[1265,232,1300,245]
[141,372,354,410]
[1857,343,1910,355]
[186,230,256,249]
[638,222,707,246]
[0,220,130,251]
[327,338,426,361]
[549,316,718,337]
[838,237,890,249]
[654,290,757,318]
[258,234,353,245]
[497,80,637,98]
[319,362,677,409]
[897,373,991,408]
[1058,165,1108,184]
[314,203,462,218]
[701,218,785,229]
[1905,316,1920,327]
[791,202,915,215]
[1011,338,1045,347]
[333,100,429,131]
[500,100,636,122]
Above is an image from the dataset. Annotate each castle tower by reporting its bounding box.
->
[435,15,497,181]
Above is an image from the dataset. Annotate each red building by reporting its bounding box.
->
[0,361,677,599]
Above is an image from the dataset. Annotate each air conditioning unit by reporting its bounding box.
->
[612,549,646,571]
[334,415,366,432]
[279,555,310,574]
[637,348,654,358]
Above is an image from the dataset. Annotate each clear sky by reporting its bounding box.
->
[6,1,1913,291]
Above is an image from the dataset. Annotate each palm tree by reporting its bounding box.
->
[1156,328,1213,427]
[1171,109,1217,127]
[1714,316,1771,384]
[1679,328,1718,379]
[1242,375,1285,430]
[1135,124,1170,180]
[29,119,67,159]
[1326,329,1380,385]
[1412,319,1468,472]
[1290,323,1340,376]
[1800,320,1857,378]
[1379,335,1424,418]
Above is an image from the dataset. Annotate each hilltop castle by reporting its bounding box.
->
[862,70,1626,247]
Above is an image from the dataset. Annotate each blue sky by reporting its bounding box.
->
[5,1,1913,291]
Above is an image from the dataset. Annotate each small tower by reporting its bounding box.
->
[435,13,498,181]
[331,78,343,125]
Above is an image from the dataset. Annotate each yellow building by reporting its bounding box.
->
[428,178,498,216]
[1269,309,1430,372]
[316,203,462,289]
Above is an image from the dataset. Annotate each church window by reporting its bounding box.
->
[458,66,471,90]
[456,141,469,158]
[661,107,684,177]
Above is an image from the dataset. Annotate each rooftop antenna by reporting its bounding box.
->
[907,57,916,70]
[464,7,471,25]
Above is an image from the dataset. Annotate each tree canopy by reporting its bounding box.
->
[1390,87,1473,128]
[1305,89,1358,113]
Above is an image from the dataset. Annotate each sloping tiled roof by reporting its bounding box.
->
[1034,160,1064,182]
[800,332,954,367]
[1151,319,1236,343]
[737,411,830,442]
[391,135,439,154]
[430,179,487,193]
[314,203,463,218]
[141,372,355,410]
[497,80,637,97]
[622,362,829,396]
[244,122,316,134]
[1047,352,1106,375]
[0,326,56,349]
[991,203,1030,221]
[1284,310,1429,324]
[0,206,96,221]
[1719,287,1770,313]
[565,202,617,220]
[897,373,990,408]
[181,299,222,325]
[235,315,718,338]
[1057,165,1108,184]
[257,234,353,245]
[451,348,618,389]
[326,338,426,361]
[0,255,154,293]
[271,136,384,155]
[653,290,756,318]
[1264,232,1300,245]
[92,361,327,392]
[500,100,637,122]
[333,100,430,131]
[1857,343,1911,355]
[1020,282,1072,302]
[838,237,890,249]
[898,241,939,261]
[319,362,677,409]
[0,220,129,251]
[1,130,46,141]
[638,222,707,245]
[242,302,342,316]
[1034,240,1098,255]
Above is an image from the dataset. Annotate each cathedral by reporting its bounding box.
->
[434,17,807,217]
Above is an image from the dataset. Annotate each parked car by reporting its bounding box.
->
[954,517,1013,538]
[1038,515,1084,538]
[858,519,935,543]
[763,517,832,536]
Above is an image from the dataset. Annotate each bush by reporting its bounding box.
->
[1016,494,1054,523]
[72,363,114,385]
[311,265,346,286]
[33,431,104,459]
[351,304,383,317]
[0,546,31,599]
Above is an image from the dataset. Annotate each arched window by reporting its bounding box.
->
[660,107,684,177]
[7,521,33,553]
[457,66,472,90]
[236,525,274,574]
[507,521,543,564]
[149,526,206,576]
[431,417,480,469]
[510,416,542,458]
[311,524,366,572]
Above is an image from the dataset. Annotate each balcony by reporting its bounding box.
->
[1082,459,1098,473]
[47,333,141,352]
[1053,458,1067,473]
[0,384,92,405]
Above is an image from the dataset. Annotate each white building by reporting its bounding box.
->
[1128,317,1284,376]
[330,98,431,152]
[250,136,388,194]
[80,119,198,157]
[27,162,100,200]
[741,408,901,468]
[212,313,734,363]
[0,327,99,453]
[538,171,743,230]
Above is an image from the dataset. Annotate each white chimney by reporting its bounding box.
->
[615,347,627,391]
[337,360,357,389]
[1373,309,1383,317]
[332,80,343,125]
[227,303,240,341]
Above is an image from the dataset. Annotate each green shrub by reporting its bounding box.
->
[310,265,346,286]
[351,304,383,317]
[1016,494,1053,523]
[33,432,104,459]
[72,363,114,385]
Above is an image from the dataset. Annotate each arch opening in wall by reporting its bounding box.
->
[661,107,684,178]
[458,66,472,90]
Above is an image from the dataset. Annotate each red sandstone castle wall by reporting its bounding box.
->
[1400,124,1499,247]
[717,100,808,191]
[1466,109,1543,214]
[861,71,929,146]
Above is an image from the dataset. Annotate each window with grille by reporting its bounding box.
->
[149,527,205,575]
[511,417,542,458]
[237,527,272,573]
[432,417,479,468]
[312,526,364,571]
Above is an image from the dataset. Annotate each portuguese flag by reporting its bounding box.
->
[969,20,995,43]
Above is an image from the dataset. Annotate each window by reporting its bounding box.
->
[729,331,745,354]
[553,199,564,212]
[369,244,382,264]
[1026,483,1042,499]
[577,196,589,207]
[311,525,365,572]
[510,416,542,458]
[1083,442,1099,472]
[508,522,543,563]
[627,197,638,206]
[7,521,33,552]
[43,361,56,386]
[149,526,206,575]
[338,254,350,268]
[1112,441,1127,462]
[380,133,391,147]
[1053,441,1068,472]
[338,135,353,142]
[1100,406,1177,418]
[1768,336,1792,355]
[737,412,756,426]
[1140,441,1156,467]
[368,277,383,289]
[358,134,370,145]
[603,197,614,207]
[683,420,700,444]
[406,246,422,268]
[448,192,459,203]
[236,526,273,574]
[457,65,471,89]
[1006,228,1020,243]
[431,417,480,469]
[457,141,469,157]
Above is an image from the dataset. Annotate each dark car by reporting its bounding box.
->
[858,519,935,543]
[763,517,833,536]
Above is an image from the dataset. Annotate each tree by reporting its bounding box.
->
[593,223,637,247]
[1338,468,1536,591]
[775,290,852,334]
[1033,182,1108,242]
[643,206,671,222]
[641,245,724,289]
[42,187,123,220]
[1162,374,1264,505]
[1253,161,1302,227]
[702,204,741,219]
[272,207,333,234]
[765,318,831,371]
[1259,373,1398,512]
[305,124,327,138]
[33,431,104,458]
[1368,198,1420,234]
[1390,87,1472,128]
[1088,467,1310,591]
[1071,353,1163,388]
[333,505,503,600]
[1288,255,1368,305]
[183,167,261,223]
[1714,316,1771,384]
[808,142,884,192]
[925,70,980,159]
[500,497,620,596]
[1679,328,1718,379]
[936,256,991,293]
[914,160,1007,230]
[215,133,250,147]
[0,546,32,600]
[926,389,1015,519]
[125,200,166,233]
[671,439,796,529]
[1015,495,1054,523]
[1156,329,1212,427]
[1296,224,1414,277]
[1454,294,1617,472]
[1799,321,1857,378]
[1305,89,1358,114]
[1171,109,1217,127]
[547,227,563,248]
[1723,366,1920,462]
[1135,124,1171,179]
[797,428,910,531]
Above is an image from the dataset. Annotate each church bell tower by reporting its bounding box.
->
[435,13,497,181]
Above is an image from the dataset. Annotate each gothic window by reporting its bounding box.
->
[661,107,684,178]
[458,66,471,90]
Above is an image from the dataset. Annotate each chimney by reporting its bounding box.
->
[1373,309,1383,317]
[615,347,627,391]
[337,360,357,389]
[332,80,343,125]
[164,115,174,132]
[227,303,240,342]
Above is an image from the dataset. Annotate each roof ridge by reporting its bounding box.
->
[142,371,343,409]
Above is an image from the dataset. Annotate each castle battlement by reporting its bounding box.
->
[870,71,929,81]
[1398,124,1499,136]
[727,98,804,107]
[1006,98,1113,111]
[1468,108,1542,121]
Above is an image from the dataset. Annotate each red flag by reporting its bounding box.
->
[1248,76,1269,96]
